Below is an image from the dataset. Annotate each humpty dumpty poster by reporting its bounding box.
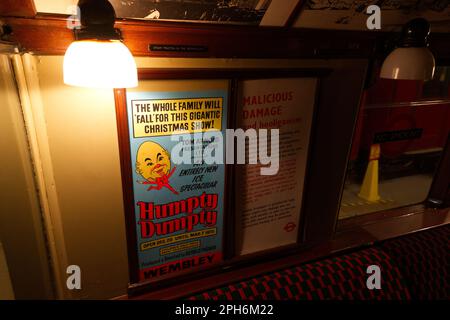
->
[126,90,227,282]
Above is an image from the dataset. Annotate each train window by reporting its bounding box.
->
[421,67,450,100]
[339,66,450,219]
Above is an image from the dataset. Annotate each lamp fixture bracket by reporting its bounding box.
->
[399,18,430,48]
[74,0,122,41]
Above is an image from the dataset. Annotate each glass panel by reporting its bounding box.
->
[34,0,273,25]
[339,66,450,219]
[421,67,450,100]
[110,0,271,24]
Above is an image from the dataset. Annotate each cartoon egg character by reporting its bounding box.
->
[136,141,171,182]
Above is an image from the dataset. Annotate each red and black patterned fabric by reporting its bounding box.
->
[188,247,411,300]
[379,225,450,300]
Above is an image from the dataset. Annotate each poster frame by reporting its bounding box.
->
[113,68,331,295]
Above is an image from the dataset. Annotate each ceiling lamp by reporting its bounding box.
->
[380,18,435,81]
[63,0,138,88]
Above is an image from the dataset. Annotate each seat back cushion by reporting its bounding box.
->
[380,225,450,299]
[188,247,411,300]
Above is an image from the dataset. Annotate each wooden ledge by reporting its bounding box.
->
[2,15,381,58]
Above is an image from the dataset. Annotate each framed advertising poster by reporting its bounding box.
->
[114,69,328,294]
[114,78,230,287]
[235,77,318,255]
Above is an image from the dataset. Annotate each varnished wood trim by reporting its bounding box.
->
[428,133,450,207]
[0,0,36,18]
[301,60,368,244]
[2,15,380,58]
[285,0,307,28]
[2,15,450,59]
[138,68,331,80]
[336,204,428,231]
[334,206,450,250]
[224,78,237,260]
[113,88,140,284]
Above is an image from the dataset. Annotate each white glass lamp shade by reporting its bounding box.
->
[380,47,435,81]
[63,40,138,88]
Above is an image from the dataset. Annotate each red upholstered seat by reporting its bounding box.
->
[187,225,449,300]
[380,224,450,300]
[188,247,411,300]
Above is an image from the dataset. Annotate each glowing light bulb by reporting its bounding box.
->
[63,40,138,88]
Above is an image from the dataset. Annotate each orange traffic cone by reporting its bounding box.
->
[358,144,381,202]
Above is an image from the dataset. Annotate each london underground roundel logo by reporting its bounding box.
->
[284,222,296,232]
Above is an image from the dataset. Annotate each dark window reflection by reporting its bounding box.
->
[109,0,272,24]
[340,67,450,219]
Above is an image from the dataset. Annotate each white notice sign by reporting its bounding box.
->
[235,78,317,255]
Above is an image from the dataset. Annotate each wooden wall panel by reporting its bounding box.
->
[0,0,36,18]
[2,14,450,60]
[3,15,380,58]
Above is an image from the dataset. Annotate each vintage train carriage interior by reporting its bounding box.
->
[0,0,449,301]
